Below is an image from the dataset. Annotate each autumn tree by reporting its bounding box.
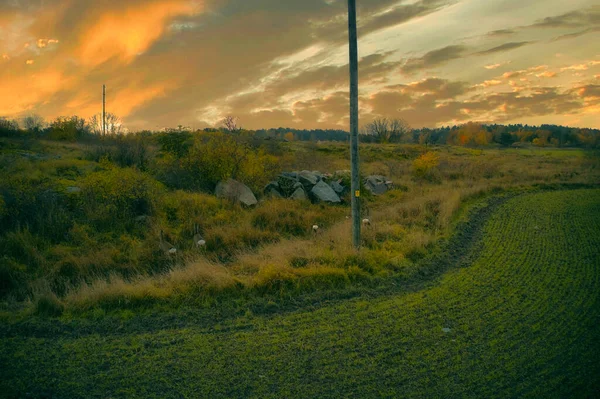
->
[447,122,490,146]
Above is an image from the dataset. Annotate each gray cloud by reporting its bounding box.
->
[475,41,532,55]
[486,29,516,37]
[400,45,468,74]
[362,80,590,127]
[551,27,600,41]
[529,6,600,29]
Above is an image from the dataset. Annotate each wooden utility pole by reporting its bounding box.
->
[102,84,106,136]
[348,0,361,249]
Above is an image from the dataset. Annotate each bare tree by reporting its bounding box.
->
[389,118,411,143]
[221,115,241,132]
[88,112,123,136]
[364,117,390,143]
[22,114,45,133]
[364,117,411,143]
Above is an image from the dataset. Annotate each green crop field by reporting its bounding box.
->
[1,188,599,398]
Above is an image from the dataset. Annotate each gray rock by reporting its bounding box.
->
[364,175,389,195]
[215,179,258,206]
[310,180,341,203]
[298,170,319,187]
[264,181,283,198]
[290,186,308,201]
[277,175,298,197]
[329,180,346,195]
[281,171,298,179]
[66,186,81,193]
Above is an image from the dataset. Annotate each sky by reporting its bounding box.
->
[0,0,599,131]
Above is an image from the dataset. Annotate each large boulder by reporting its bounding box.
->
[264,181,283,198]
[364,175,389,195]
[277,174,299,197]
[310,180,341,203]
[298,170,320,188]
[329,180,346,195]
[215,179,258,206]
[290,186,308,201]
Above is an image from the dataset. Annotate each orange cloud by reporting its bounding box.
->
[536,71,556,78]
[36,38,59,48]
[0,69,67,115]
[484,63,502,70]
[77,1,202,66]
[110,83,174,116]
[478,79,503,87]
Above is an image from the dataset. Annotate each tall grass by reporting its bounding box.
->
[2,138,599,314]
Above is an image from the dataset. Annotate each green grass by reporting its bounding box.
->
[1,189,599,398]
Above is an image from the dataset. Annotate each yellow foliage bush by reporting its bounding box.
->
[412,151,440,180]
[183,132,279,192]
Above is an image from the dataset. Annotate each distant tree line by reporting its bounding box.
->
[1,114,598,148]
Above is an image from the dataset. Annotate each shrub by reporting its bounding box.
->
[34,292,64,317]
[0,174,73,241]
[158,132,279,192]
[0,257,28,299]
[412,151,441,182]
[156,130,193,158]
[0,117,20,137]
[48,116,88,141]
[80,166,164,230]
[84,135,150,171]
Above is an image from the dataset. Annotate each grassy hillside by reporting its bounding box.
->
[1,189,599,398]
[0,134,599,316]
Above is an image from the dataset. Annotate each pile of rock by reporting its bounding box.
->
[216,172,393,206]
[264,170,347,203]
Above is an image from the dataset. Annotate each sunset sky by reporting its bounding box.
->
[1,0,599,131]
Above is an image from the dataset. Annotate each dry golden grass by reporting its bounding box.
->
[47,145,600,312]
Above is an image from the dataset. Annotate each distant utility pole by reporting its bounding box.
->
[102,84,106,136]
[348,0,361,249]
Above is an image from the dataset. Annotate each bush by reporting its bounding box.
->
[156,130,193,158]
[412,151,441,182]
[0,118,20,137]
[0,175,74,241]
[48,116,88,141]
[156,132,279,193]
[84,135,150,171]
[34,292,64,317]
[0,257,28,299]
[80,166,164,230]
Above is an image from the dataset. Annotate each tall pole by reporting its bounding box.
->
[102,84,106,136]
[348,0,361,249]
